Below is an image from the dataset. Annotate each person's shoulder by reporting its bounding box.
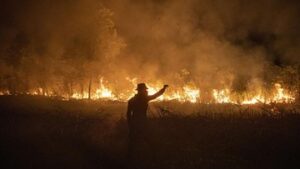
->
[128,98,133,103]
[128,95,137,103]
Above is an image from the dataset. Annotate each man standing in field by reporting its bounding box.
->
[127,83,168,157]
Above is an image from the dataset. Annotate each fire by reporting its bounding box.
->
[145,84,200,103]
[240,83,295,104]
[27,88,44,95]
[70,78,117,100]
[212,83,295,104]
[71,92,89,99]
[212,89,232,103]
[240,95,265,105]
[182,86,200,103]
[95,78,116,99]
[273,83,295,103]
[0,78,296,105]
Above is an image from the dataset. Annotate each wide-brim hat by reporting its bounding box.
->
[136,83,148,91]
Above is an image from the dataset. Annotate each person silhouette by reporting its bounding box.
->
[126,83,168,158]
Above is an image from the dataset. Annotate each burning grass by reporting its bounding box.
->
[0,79,296,105]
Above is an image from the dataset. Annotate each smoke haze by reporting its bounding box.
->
[0,0,299,98]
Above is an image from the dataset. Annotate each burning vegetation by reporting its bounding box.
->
[0,0,300,104]
[0,76,297,105]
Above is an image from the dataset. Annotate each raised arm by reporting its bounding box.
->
[147,85,169,101]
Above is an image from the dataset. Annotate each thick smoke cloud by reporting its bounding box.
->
[0,0,126,95]
[0,0,299,98]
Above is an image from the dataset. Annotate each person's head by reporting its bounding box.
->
[136,83,148,96]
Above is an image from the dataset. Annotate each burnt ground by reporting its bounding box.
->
[0,95,300,169]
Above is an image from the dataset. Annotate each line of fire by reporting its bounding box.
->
[0,76,296,104]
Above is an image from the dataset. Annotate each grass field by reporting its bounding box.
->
[1,95,300,169]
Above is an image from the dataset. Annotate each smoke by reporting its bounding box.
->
[0,0,299,97]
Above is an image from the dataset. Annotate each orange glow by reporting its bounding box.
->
[70,78,117,100]
[212,89,232,103]
[0,90,10,95]
[212,83,295,104]
[0,79,296,104]
[146,84,200,103]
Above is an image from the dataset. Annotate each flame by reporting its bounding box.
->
[145,84,200,103]
[95,78,116,99]
[182,86,200,103]
[71,92,89,99]
[70,78,117,100]
[0,78,295,104]
[212,83,295,104]
[212,89,232,103]
[27,88,43,95]
[273,83,295,103]
[240,95,265,105]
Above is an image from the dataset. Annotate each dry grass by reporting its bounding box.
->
[0,95,299,169]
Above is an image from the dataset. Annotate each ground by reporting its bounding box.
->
[0,95,300,169]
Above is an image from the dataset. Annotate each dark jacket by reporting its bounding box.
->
[127,88,166,126]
